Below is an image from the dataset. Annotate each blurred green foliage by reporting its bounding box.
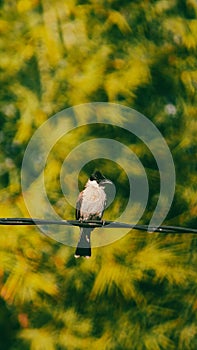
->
[0,0,197,349]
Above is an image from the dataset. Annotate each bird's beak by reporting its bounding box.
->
[102,179,113,185]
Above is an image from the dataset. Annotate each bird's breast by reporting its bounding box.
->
[80,184,106,217]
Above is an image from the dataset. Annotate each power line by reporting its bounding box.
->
[0,218,196,234]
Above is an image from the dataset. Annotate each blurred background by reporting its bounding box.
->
[0,1,196,349]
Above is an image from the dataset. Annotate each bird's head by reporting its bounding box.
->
[90,170,112,185]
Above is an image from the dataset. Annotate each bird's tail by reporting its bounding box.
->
[74,228,93,258]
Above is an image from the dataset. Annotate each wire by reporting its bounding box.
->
[0,218,196,233]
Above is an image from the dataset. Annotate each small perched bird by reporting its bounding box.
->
[74,171,112,258]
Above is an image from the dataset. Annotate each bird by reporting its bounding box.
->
[74,170,112,258]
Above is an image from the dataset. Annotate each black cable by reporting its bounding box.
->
[0,218,196,233]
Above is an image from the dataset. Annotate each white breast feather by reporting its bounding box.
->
[80,180,106,219]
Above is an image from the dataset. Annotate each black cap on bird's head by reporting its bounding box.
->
[90,170,112,185]
[90,170,105,183]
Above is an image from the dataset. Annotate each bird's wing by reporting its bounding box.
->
[75,191,83,220]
